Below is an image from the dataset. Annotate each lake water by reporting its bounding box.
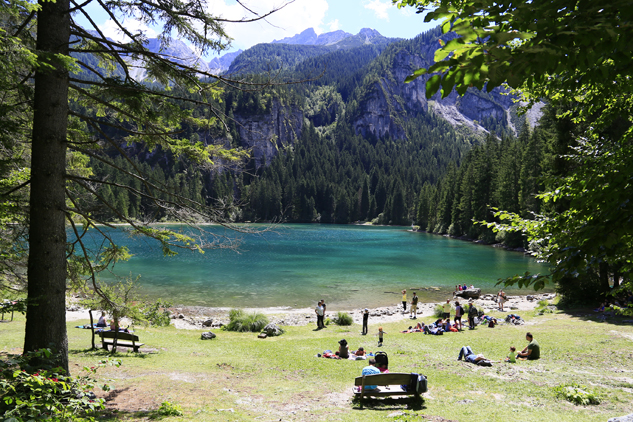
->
[89,224,547,309]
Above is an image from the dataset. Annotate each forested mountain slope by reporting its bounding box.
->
[88,26,543,229]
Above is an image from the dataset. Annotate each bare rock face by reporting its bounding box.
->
[234,99,303,168]
[455,288,481,299]
[352,51,428,140]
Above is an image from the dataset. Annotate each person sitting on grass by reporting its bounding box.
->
[517,332,540,360]
[594,302,606,312]
[505,346,517,363]
[360,359,380,390]
[336,339,349,359]
[354,347,366,357]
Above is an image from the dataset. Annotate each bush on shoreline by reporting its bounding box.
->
[334,311,353,326]
[224,309,269,332]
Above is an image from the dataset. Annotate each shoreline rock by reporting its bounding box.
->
[65,293,557,330]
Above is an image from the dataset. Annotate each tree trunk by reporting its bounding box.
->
[24,0,71,373]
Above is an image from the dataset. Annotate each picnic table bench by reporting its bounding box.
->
[99,331,144,352]
[353,372,427,408]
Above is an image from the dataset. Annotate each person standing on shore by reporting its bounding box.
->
[322,299,327,323]
[362,308,369,335]
[442,299,451,319]
[410,292,419,319]
[454,301,463,330]
[315,301,324,329]
[401,290,407,312]
[467,300,478,330]
[498,290,506,312]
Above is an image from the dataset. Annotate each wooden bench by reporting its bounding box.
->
[353,372,427,408]
[99,331,144,352]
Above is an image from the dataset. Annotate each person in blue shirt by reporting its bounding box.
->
[457,346,489,364]
[361,359,381,390]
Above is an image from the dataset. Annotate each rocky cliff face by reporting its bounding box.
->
[351,36,539,139]
[352,50,429,139]
[233,100,303,167]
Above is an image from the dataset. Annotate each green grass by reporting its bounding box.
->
[2,307,633,421]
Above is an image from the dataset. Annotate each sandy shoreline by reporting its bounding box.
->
[66,292,556,330]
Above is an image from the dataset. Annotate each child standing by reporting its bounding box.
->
[505,346,517,363]
[377,327,386,347]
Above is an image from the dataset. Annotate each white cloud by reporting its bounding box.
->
[99,18,157,43]
[328,19,340,31]
[207,0,329,52]
[364,0,391,21]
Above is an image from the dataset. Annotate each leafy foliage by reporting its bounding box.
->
[0,349,120,421]
[399,0,633,298]
[156,401,184,417]
[553,383,601,406]
[139,299,173,327]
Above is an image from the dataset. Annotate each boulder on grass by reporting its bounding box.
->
[262,323,284,337]
[201,331,216,340]
[455,288,481,299]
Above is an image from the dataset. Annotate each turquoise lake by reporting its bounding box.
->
[91,224,547,309]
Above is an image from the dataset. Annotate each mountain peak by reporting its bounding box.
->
[272,28,318,45]
[358,28,382,39]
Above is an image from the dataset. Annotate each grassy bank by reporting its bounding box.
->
[2,306,633,421]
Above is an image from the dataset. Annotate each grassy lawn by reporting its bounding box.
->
[2,306,633,421]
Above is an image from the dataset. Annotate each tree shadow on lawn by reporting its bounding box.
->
[555,304,633,326]
[351,395,426,411]
[69,347,153,359]
[95,387,171,421]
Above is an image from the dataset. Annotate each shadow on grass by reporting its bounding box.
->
[552,303,633,326]
[69,348,153,359]
[97,409,168,421]
[351,395,426,411]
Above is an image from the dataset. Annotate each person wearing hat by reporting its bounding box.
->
[362,308,369,335]
[467,299,478,330]
[337,339,349,359]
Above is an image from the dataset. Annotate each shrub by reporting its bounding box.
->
[140,299,172,327]
[335,311,353,326]
[157,401,183,416]
[553,383,601,405]
[433,304,445,318]
[0,349,120,421]
[224,309,269,332]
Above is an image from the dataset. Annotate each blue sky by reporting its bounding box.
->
[76,0,438,60]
